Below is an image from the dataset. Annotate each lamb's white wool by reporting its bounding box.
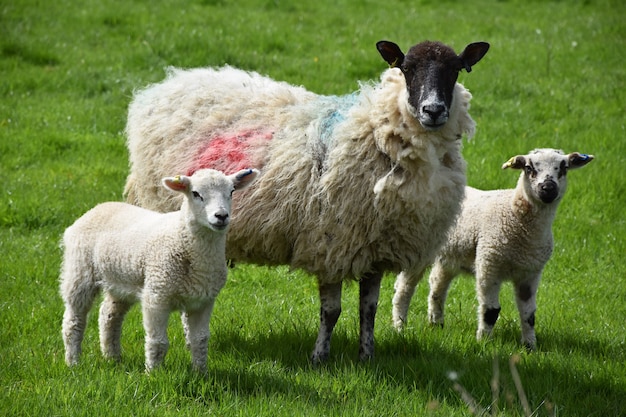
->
[123,40,490,362]
[60,168,259,371]
[392,149,594,349]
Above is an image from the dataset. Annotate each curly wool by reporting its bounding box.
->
[124,66,475,283]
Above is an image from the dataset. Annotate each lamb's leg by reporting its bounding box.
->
[98,293,132,361]
[142,304,170,372]
[359,272,383,361]
[475,276,502,341]
[428,262,457,326]
[392,267,426,330]
[60,272,99,366]
[311,281,342,364]
[182,301,215,373]
[514,279,539,350]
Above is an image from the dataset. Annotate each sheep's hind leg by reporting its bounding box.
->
[311,281,342,364]
[99,292,132,362]
[182,301,215,373]
[428,262,457,327]
[61,274,99,366]
[359,272,383,361]
[392,268,426,330]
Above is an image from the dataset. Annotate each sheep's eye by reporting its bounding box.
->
[192,191,204,201]
[525,166,536,177]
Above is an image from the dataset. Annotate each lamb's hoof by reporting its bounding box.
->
[392,318,406,332]
[429,321,444,329]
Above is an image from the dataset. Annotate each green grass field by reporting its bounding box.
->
[1,0,625,415]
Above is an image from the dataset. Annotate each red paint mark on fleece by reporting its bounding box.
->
[186,129,273,176]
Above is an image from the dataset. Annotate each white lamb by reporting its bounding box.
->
[60,168,259,371]
[392,149,594,349]
[123,39,490,362]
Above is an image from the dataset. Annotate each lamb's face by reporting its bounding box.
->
[376,40,489,130]
[162,168,260,232]
[188,173,236,231]
[502,149,594,205]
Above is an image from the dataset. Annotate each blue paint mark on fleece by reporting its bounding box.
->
[318,93,359,145]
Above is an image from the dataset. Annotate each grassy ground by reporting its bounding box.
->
[1,0,625,415]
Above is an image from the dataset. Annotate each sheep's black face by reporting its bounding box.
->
[402,43,462,129]
[376,40,490,131]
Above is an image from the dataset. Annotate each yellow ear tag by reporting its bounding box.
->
[173,175,182,183]
[503,157,516,169]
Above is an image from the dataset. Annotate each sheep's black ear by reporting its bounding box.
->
[568,152,594,169]
[377,41,405,68]
[502,155,526,170]
[459,42,490,73]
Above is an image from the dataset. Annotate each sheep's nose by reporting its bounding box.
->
[215,212,229,222]
[422,103,446,120]
[539,181,558,203]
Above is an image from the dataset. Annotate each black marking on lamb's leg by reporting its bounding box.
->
[523,310,537,351]
[311,282,342,364]
[484,307,501,327]
[359,272,383,361]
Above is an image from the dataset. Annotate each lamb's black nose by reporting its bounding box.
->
[539,181,558,203]
[215,212,229,222]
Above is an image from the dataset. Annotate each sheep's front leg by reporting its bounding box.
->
[514,278,539,350]
[359,272,383,361]
[311,281,342,364]
[392,267,426,330]
[182,301,215,373]
[475,276,502,341]
[142,304,171,372]
[99,293,132,361]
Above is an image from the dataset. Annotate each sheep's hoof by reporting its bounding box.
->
[392,319,406,332]
[310,354,327,366]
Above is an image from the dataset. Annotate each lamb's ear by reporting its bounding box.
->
[162,175,191,192]
[459,42,490,73]
[502,155,526,170]
[377,41,405,68]
[231,168,260,191]
[568,152,594,169]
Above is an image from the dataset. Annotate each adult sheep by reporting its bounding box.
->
[61,168,259,372]
[124,39,490,363]
[392,149,594,349]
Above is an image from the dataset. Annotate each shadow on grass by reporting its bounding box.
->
[199,324,626,415]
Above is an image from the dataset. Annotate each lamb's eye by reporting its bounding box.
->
[525,166,536,177]
[192,191,204,201]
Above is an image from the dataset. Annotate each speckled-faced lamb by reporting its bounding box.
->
[392,149,594,349]
[60,168,259,371]
[123,39,490,362]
